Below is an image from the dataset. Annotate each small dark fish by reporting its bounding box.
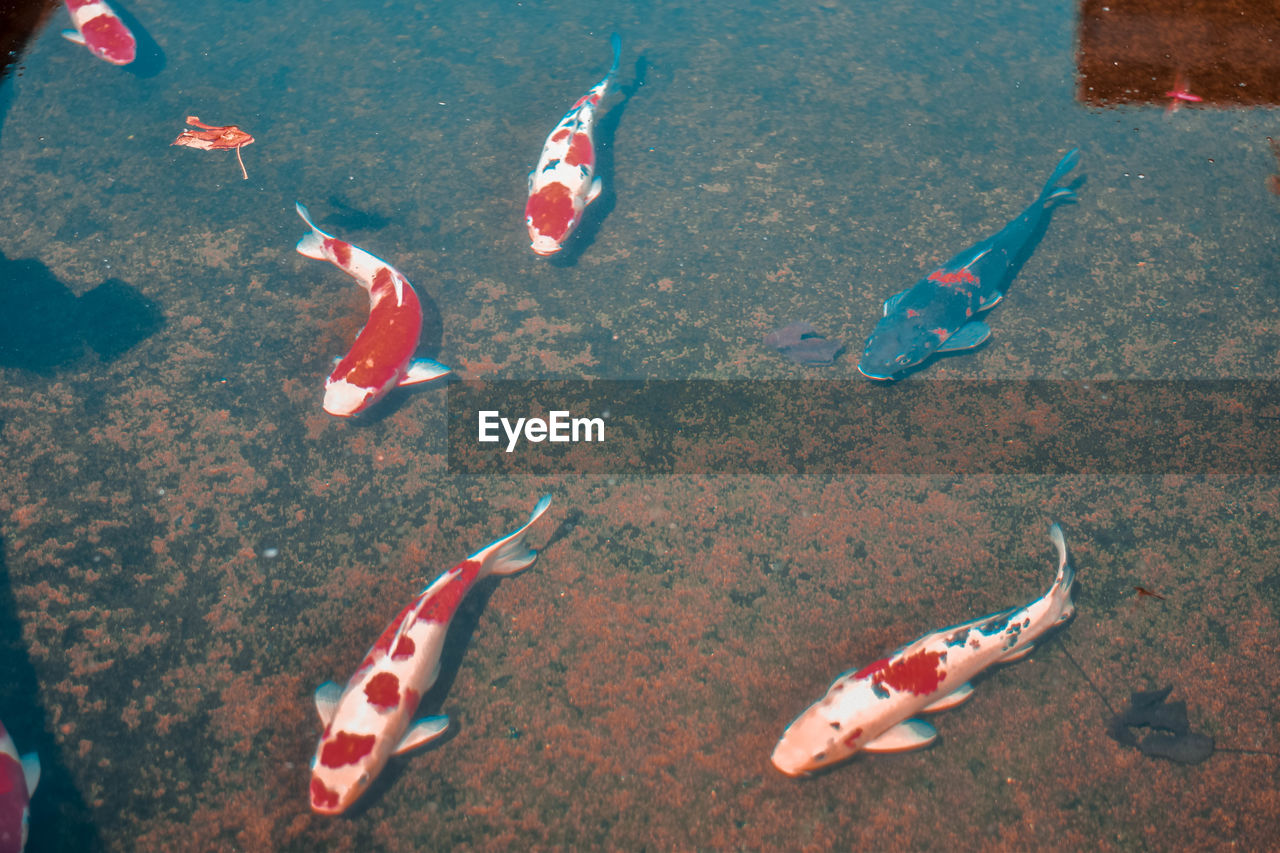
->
[1134,586,1165,600]
[764,322,844,365]
[1107,685,1215,764]
[858,148,1081,381]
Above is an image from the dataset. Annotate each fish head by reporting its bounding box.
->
[529,232,565,256]
[323,377,379,417]
[771,687,863,776]
[857,312,940,380]
[309,728,386,814]
[525,181,580,256]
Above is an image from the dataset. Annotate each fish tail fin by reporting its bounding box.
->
[294,201,333,260]
[1046,522,1077,622]
[1039,147,1081,206]
[470,494,554,577]
[607,33,622,78]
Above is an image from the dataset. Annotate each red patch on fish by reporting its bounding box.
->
[525,183,575,242]
[402,687,422,710]
[565,133,594,167]
[310,778,340,809]
[927,269,978,286]
[866,650,946,696]
[83,16,134,62]
[419,561,481,623]
[326,238,352,268]
[320,731,377,768]
[391,635,415,659]
[364,672,401,709]
[551,128,572,143]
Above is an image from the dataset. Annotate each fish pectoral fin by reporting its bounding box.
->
[586,177,603,205]
[978,292,1004,311]
[394,715,450,755]
[400,358,451,386]
[61,29,87,45]
[862,720,938,753]
[937,321,991,352]
[921,682,975,713]
[1001,643,1035,663]
[882,291,909,316]
[20,753,40,795]
[314,681,343,725]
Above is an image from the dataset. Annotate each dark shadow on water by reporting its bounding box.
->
[322,196,393,233]
[0,250,165,371]
[0,536,104,851]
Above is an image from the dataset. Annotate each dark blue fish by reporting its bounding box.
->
[857,148,1081,381]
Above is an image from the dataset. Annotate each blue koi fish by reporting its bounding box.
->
[857,148,1081,381]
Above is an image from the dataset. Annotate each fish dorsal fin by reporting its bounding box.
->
[20,752,39,795]
[882,290,909,316]
[400,358,451,386]
[314,681,343,725]
[390,270,405,307]
[394,715,450,755]
[937,321,991,352]
[389,568,460,652]
[958,246,992,271]
[862,720,938,753]
[921,682,975,713]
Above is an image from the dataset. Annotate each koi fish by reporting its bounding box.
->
[857,148,1081,380]
[309,494,553,814]
[525,33,621,256]
[60,0,136,66]
[295,202,450,416]
[0,720,39,853]
[771,524,1075,776]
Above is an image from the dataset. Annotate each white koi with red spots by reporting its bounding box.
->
[295,202,449,417]
[771,524,1075,776]
[525,33,621,256]
[0,719,39,853]
[60,0,136,66]
[309,494,553,814]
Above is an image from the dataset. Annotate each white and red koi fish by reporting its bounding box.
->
[309,494,553,814]
[771,524,1075,776]
[525,33,621,256]
[295,202,450,417]
[0,720,39,853]
[60,0,136,66]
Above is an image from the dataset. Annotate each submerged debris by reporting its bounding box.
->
[1107,686,1215,764]
[764,321,843,365]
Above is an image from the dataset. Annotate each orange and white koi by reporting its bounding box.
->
[309,495,553,814]
[525,33,621,256]
[771,524,1075,776]
[295,202,449,417]
[61,0,136,66]
[0,719,38,853]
